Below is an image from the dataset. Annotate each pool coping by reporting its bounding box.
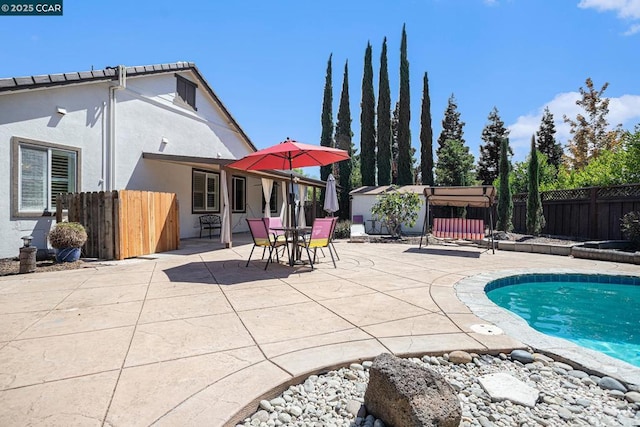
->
[456,268,640,387]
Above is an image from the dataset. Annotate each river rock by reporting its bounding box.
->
[364,353,461,427]
[478,372,539,408]
[625,391,640,403]
[449,350,473,364]
[598,377,627,392]
[510,349,534,364]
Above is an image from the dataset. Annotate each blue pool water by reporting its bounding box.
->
[486,274,640,367]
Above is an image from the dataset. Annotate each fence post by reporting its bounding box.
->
[590,187,598,239]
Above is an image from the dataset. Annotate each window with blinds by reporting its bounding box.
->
[19,144,77,213]
[192,170,219,212]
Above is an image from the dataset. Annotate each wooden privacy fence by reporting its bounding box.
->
[56,190,180,260]
[513,184,640,240]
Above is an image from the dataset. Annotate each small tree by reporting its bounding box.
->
[496,138,513,232]
[526,135,545,235]
[371,187,421,238]
[621,211,640,249]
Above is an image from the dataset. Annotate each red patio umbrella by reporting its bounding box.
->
[228,138,350,225]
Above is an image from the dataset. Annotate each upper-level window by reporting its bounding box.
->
[12,138,79,216]
[176,75,197,110]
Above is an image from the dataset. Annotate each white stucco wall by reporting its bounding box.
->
[0,69,260,258]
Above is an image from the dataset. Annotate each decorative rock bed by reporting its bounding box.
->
[237,350,639,427]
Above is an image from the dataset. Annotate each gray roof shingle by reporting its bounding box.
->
[0,61,196,93]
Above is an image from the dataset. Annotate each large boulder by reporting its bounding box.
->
[364,353,462,427]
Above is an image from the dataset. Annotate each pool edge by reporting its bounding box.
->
[455,268,640,387]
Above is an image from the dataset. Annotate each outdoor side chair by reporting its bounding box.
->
[298,217,338,269]
[199,214,222,238]
[246,218,290,270]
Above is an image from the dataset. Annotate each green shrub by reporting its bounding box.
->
[371,187,421,238]
[621,211,640,248]
[48,222,87,249]
[334,220,351,239]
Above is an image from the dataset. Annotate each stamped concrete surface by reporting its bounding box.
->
[0,236,638,426]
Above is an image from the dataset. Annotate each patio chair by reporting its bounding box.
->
[263,216,289,257]
[298,217,338,269]
[246,218,290,270]
[199,214,222,238]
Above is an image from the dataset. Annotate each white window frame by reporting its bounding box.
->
[192,169,219,213]
[11,137,80,217]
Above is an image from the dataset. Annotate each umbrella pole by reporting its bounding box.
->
[289,157,297,228]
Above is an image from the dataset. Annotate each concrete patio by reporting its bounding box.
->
[0,236,638,426]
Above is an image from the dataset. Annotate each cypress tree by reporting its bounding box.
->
[536,107,562,172]
[336,61,353,220]
[397,24,412,185]
[377,37,392,186]
[437,94,465,153]
[477,107,510,185]
[391,102,399,184]
[496,137,513,232]
[360,42,376,186]
[526,135,545,235]
[320,54,334,203]
[420,72,434,185]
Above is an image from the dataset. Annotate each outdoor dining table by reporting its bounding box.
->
[270,226,312,266]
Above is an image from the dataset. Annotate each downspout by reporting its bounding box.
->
[107,65,126,191]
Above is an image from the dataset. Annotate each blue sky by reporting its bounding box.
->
[1,0,639,177]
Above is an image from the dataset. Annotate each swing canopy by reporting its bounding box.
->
[423,185,496,208]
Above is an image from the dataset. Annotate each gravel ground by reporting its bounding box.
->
[0,257,89,276]
[238,351,640,427]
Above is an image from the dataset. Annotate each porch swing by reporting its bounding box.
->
[418,186,496,254]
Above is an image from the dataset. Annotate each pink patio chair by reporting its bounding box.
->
[263,216,289,257]
[298,217,338,269]
[246,218,289,270]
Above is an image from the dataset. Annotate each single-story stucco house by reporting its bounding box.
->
[0,61,325,259]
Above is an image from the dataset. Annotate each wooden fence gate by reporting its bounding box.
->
[56,190,180,260]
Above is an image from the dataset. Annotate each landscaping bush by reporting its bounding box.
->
[48,222,87,249]
[334,220,351,239]
[371,187,421,238]
[621,211,640,248]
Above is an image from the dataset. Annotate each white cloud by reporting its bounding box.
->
[624,22,640,34]
[578,0,640,34]
[508,92,640,161]
[484,0,498,5]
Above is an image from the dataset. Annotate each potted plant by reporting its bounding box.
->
[48,222,87,262]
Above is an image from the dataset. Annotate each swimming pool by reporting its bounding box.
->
[486,274,640,368]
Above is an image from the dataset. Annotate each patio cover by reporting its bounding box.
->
[423,185,496,208]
